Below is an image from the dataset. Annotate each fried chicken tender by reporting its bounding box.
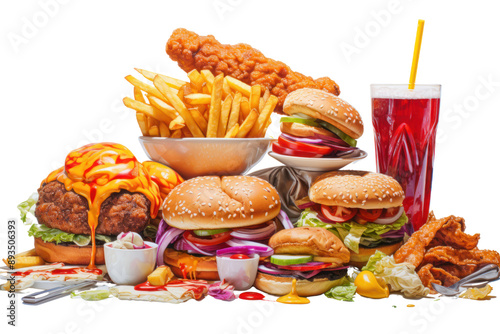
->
[427,216,479,250]
[166,28,340,110]
[418,264,461,293]
[394,213,448,267]
[423,246,500,266]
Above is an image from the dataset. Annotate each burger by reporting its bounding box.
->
[30,143,166,267]
[158,175,282,280]
[254,226,350,296]
[296,170,409,267]
[272,88,363,158]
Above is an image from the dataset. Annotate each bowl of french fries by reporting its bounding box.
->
[124,68,278,179]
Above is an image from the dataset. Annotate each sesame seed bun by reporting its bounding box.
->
[162,175,281,230]
[280,122,336,138]
[348,242,403,268]
[269,227,350,267]
[254,272,345,297]
[283,88,364,139]
[310,171,404,209]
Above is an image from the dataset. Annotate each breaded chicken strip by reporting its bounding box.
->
[166,28,340,110]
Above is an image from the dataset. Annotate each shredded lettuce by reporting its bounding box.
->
[324,277,357,301]
[361,250,429,298]
[28,224,112,246]
[296,208,408,253]
[143,224,158,241]
[18,192,38,224]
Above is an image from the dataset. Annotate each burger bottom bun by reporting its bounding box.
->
[163,248,219,280]
[34,237,105,265]
[254,272,345,297]
[348,241,403,268]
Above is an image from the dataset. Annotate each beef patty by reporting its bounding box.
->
[35,181,151,235]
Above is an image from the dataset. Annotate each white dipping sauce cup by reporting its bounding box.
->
[216,253,260,290]
[104,241,157,285]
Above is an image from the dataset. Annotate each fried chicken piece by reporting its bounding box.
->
[427,216,479,250]
[438,263,478,278]
[166,28,340,111]
[423,246,500,266]
[394,213,448,267]
[417,264,461,293]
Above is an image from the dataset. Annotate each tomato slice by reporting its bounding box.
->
[272,142,323,158]
[321,205,357,222]
[357,209,383,221]
[381,207,400,218]
[277,262,332,271]
[278,136,334,156]
[230,254,250,259]
[183,230,232,246]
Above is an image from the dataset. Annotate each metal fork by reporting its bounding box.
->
[432,264,499,296]
[22,280,97,305]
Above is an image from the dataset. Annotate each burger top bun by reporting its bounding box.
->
[310,170,404,209]
[269,227,350,264]
[162,175,281,230]
[283,88,363,139]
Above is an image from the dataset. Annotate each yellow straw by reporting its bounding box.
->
[409,19,425,89]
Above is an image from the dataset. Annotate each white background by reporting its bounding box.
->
[1,0,500,333]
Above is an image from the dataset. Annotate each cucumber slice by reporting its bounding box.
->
[316,120,357,147]
[280,117,321,128]
[193,228,230,237]
[270,254,313,266]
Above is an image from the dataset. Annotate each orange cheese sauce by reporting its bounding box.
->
[43,143,161,268]
[178,255,199,280]
[142,161,184,202]
[277,278,310,304]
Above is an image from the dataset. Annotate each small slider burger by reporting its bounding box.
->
[158,175,283,280]
[297,171,409,267]
[255,227,350,296]
[273,88,363,158]
[32,143,163,267]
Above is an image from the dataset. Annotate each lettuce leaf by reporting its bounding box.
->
[362,250,387,272]
[324,277,357,301]
[297,208,408,253]
[18,192,38,224]
[28,224,112,246]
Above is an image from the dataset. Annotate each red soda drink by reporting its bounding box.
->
[371,85,441,232]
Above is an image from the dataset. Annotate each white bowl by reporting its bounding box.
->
[216,253,260,290]
[104,241,157,285]
[139,137,274,179]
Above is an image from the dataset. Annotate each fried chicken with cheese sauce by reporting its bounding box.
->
[166,28,340,110]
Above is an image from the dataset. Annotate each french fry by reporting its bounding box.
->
[169,115,186,130]
[259,97,265,112]
[240,97,250,123]
[123,97,171,123]
[206,74,224,138]
[259,117,273,137]
[222,77,232,98]
[181,126,193,138]
[224,123,239,138]
[136,113,149,136]
[171,129,182,138]
[217,95,233,137]
[135,68,186,89]
[187,69,204,92]
[159,122,171,137]
[180,84,193,100]
[177,86,185,102]
[227,92,241,135]
[149,125,159,137]
[153,75,204,137]
[263,88,271,103]
[249,85,261,111]
[247,95,278,137]
[134,87,146,104]
[125,75,165,101]
[201,70,215,93]
[185,93,211,105]
[226,76,251,97]
[202,83,210,95]
[2,256,45,269]
[236,109,259,138]
[190,108,208,135]
[147,95,178,120]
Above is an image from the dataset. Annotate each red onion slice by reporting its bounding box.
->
[156,227,184,266]
[373,207,404,225]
